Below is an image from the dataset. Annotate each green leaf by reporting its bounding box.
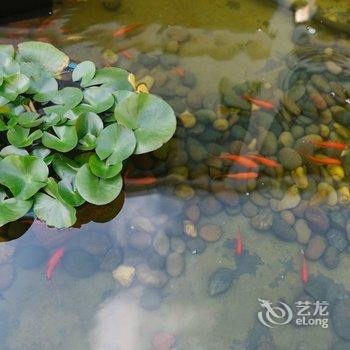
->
[17,42,69,75]
[72,61,96,87]
[30,75,58,103]
[0,146,29,157]
[96,124,136,165]
[0,74,30,100]
[51,87,83,109]
[114,92,176,154]
[18,111,43,128]
[0,53,20,78]
[42,125,78,152]
[0,197,33,227]
[76,112,103,150]
[0,155,48,200]
[52,154,80,182]
[76,164,122,205]
[7,125,43,147]
[80,86,114,113]
[33,192,76,228]
[89,154,122,179]
[0,45,14,57]
[58,178,85,207]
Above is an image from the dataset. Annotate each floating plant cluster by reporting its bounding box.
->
[0,42,176,228]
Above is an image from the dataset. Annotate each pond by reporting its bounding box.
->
[1,0,350,349]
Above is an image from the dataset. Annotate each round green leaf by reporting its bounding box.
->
[51,87,83,109]
[7,125,43,147]
[76,112,103,150]
[76,164,122,205]
[42,125,78,152]
[0,197,33,227]
[18,111,43,128]
[89,154,122,179]
[33,192,76,228]
[72,61,96,87]
[96,124,136,165]
[114,92,176,154]
[0,155,49,200]
[52,154,80,182]
[0,146,29,157]
[81,87,114,113]
[57,179,85,207]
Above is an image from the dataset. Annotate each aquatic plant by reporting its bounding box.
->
[0,42,176,228]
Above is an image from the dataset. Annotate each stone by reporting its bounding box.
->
[199,195,222,215]
[199,224,222,242]
[326,228,348,251]
[129,216,156,234]
[332,299,350,340]
[153,231,170,257]
[14,244,48,269]
[183,220,197,237]
[129,232,152,251]
[170,237,186,254]
[242,201,258,218]
[272,215,297,242]
[166,253,185,277]
[305,235,326,260]
[305,207,330,234]
[295,219,312,245]
[186,204,201,222]
[0,264,14,290]
[251,210,273,231]
[147,252,166,271]
[329,211,347,231]
[80,232,111,256]
[174,184,195,200]
[278,147,302,170]
[140,288,163,311]
[186,238,207,254]
[136,264,168,288]
[323,246,340,270]
[208,268,234,297]
[62,249,98,278]
[99,248,124,271]
[187,138,207,162]
[281,210,295,226]
[112,265,135,287]
[270,185,301,211]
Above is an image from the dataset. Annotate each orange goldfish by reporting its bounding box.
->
[120,50,133,60]
[173,67,186,78]
[212,153,258,168]
[310,140,347,151]
[243,96,275,110]
[235,226,243,256]
[300,251,309,284]
[113,23,141,37]
[125,176,157,186]
[246,154,279,168]
[216,172,259,180]
[46,247,65,282]
[303,153,341,166]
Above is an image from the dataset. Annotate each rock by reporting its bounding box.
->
[153,231,170,257]
[272,215,297,242]
[279,147,302,170]
[305,207,330,234]
[208,268,234,297]
[159,54,178,68]
[199,224,222,242]
[295,219,312,244]
[250,192,269,207]
[281,210,295,226]
[179,111,196,128]
[251,210,273,231]
[147,252,166,271]
[174,184,195,200]
[187,238,207,254]
[140,288,163,311]
[170,237,186,254]
[305,235,326,260]
[291,200,308,218]
[183,220,197,237]
[326,228,348,251]
[332,299,350,340]
[166,253,185,277]
[198,195,222,215]
[323,246,340,269]
[261,131,278,155]
[270,185,301,211]
[80,232,111,256]
[329,211,347,231]
[129,216,156,234]
[14,245,48,269]
[326,61,342,75]
[138,53,159,68]
[214,188,240,207]
[152,331,176,350]
[242,201,259,218]
[0,264,14,290]
[186,204,200,222]
[62,249,98,278]
[112,265,135,287]
[99,248,123,271]
[180,72,197,88]
[187,137,207,162]
[136,264,168,288]
[129,232,152,251]
[100,0,121,11]
[164,40,179,54]
[165,26,190,43]
[0,244,15,264]
[186,90,202,109]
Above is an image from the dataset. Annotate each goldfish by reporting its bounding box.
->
[125,176,157,186]
[300,251,309,284]
[235,226,243,256]
[310,140,347,151]
[113,23,141,37]
[173,67,186,78]
[212,153,258,168]
[120,50,133,60]
[243,96,275,110]
[216,172,259,180]
[246,154,279,168]
[303,153,342,166]
[46,247,65,282]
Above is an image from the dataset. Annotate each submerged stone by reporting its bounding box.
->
[208,268,234,297]
[14,245,48,269]
[62,249,98,278]
[140,288,163,311]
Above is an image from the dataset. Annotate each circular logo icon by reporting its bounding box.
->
[258,298,293,328]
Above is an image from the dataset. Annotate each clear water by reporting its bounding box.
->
[0,1,350,349]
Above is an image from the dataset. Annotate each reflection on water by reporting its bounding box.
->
[1,0,350,349]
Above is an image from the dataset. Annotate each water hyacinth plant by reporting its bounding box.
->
[0,42,176,228]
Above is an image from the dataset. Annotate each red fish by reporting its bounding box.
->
[303,153,341,166]
[212,153,258,168]
[301,251,309,284]
[121,50,133,60]
[243,96,275,110]
[46,247,65,282]
[152,331,176,350]
[216,172,259,180]
[125,176,157,186]
[235,226,243,256]
[173,67,186,78]
[113,23,141,37]
[246,154,279,168]
[310,140,347,151]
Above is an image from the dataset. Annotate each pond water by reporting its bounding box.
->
[1,0,350,349]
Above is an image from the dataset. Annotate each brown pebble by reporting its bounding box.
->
[305,235,326,260]
[186,204,201,222]
[199,224,222,242]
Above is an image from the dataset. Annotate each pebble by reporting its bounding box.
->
[325,61,342,75]
[272,215,297,242]
[186,91,202,109]
[199,224,222,242]
[153,231,170,257]
[180,72,197,88]
[170,237,186,254]
[130,216,156,234]
[326,228,348,251]
[14,245,48,269]
[129,232,152,251]
[183,220,197,238]
[186,204,200,222]
[270,185,301,211]
[305,207,330,234]
[250,192,269,207]
[174,184,195,200]
[242,201,258,218]
[112,265,135,287]
[147,252,166,271]
[305,235,326,260]
[166,253,185,277]
[261,132,278,155]
[279,147,302,170]
[208,268,234,297]
[179,111,196,128]
[187,238,207,254]
[62,249,98,278]
[295,219,312,244]
[198,195,222,215]
[159,54,178,68]
[140,288,163,311]
[251,210,273,231]
[80,232,111,256]
[136,264,168,288]
[329,211,347,231]
[323,246,340,269]
[281,210,295,226]
[0,264,14,290]
[332,299,350,340]
[99,248,124,271]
